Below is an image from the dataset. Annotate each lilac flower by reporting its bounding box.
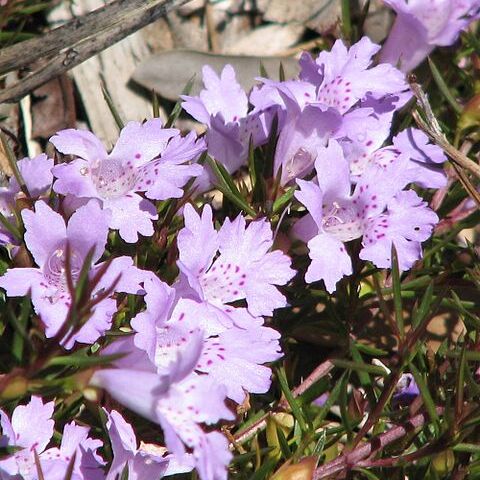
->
[339,110,447,188]
[250,71,343,186]
[177,203,295,317]
[145,371,233,480]
[312,393,329,407]
[182,65,273,186]
[195,317,282,402]
[0,201,147,347]
[0,154,53,246]
[249,78,316,118]
[91,335,234,480]
[0,396,54,478]
[390,128,447,188]
[132,274,283,403]
[298,37,408,114]
[294,140,438,292]
[250,38,409,185]
[105,409,193,480]
[40,423,105,480]
[50,119,205,242]
[380,0,480,72]
[0,396,104,480]
[393,373,420,404]
[254,38,407,121]
[273,101,342,186]
[359,189,440,270]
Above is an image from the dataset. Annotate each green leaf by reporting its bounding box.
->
[350,342,371,388]
[0,209,22,243]
[445,350,480,361]
[412,281,434,329]
[428,58,462,115]
[409,363,440,433]
[45,352,124,369]
[276,424,291,459]
[453,443,480,453]
[11,296,31,363]
[331,359,389,376]
[249,457,278,480]
[391,244,405,340]
[354,467,382,480]
[165,75,196,128]
[279,62,286,82]
[312,371,347,429]
[341,0,352,41]
[248,135,257,188]
[152,90,161,118]
[206,156,256,216]
[72,245,96,305]
[455,345,467,421]
[101,82,124,130]
[354,343,388,357]
[263,114,279,176]
[449,291,480,329]
[338,372,352,437]
[259,61,269,78]
[272,186,296,214]
[277,367,309,433]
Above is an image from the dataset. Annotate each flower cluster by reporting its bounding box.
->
[0,35,446,480]
[184,36,443,293]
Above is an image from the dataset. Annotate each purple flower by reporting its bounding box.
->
[0,201,147,347]
[0,396,104,480]
[155,375,233,480]
[91,335,233,480]
[393,373,420,404]
[273,102,342,185]
[312,393,329,407]
[50,119,204,242]
[177,203,296,317]
[105,409,193,480]
[299,37,408,114]
[294,140,438,292]
[40,423,105,480]
[0,396,54,478]
[380,0,480,72]
[339,111,447,188]
[132,274,283,403]
[390,128,447,188]
[182,65,273,187]
[359,189,440,270]
[0,154,53,246]
[250,38,409,186]
[195,315,282,402]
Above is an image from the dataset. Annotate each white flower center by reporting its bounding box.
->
[322,201,363,242]
[286,147,315,180]
[91,158,137,199]
[44,242,83,290]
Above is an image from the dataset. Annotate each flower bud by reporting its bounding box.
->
[271,456,317,480]
[348,388,367,422]
[13,244,33,268]
[1,375,28,400]
[458,94,480,131]
[266,413,294,459]
[431,449,455,475]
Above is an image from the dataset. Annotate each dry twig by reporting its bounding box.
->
[0,0,191,103]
